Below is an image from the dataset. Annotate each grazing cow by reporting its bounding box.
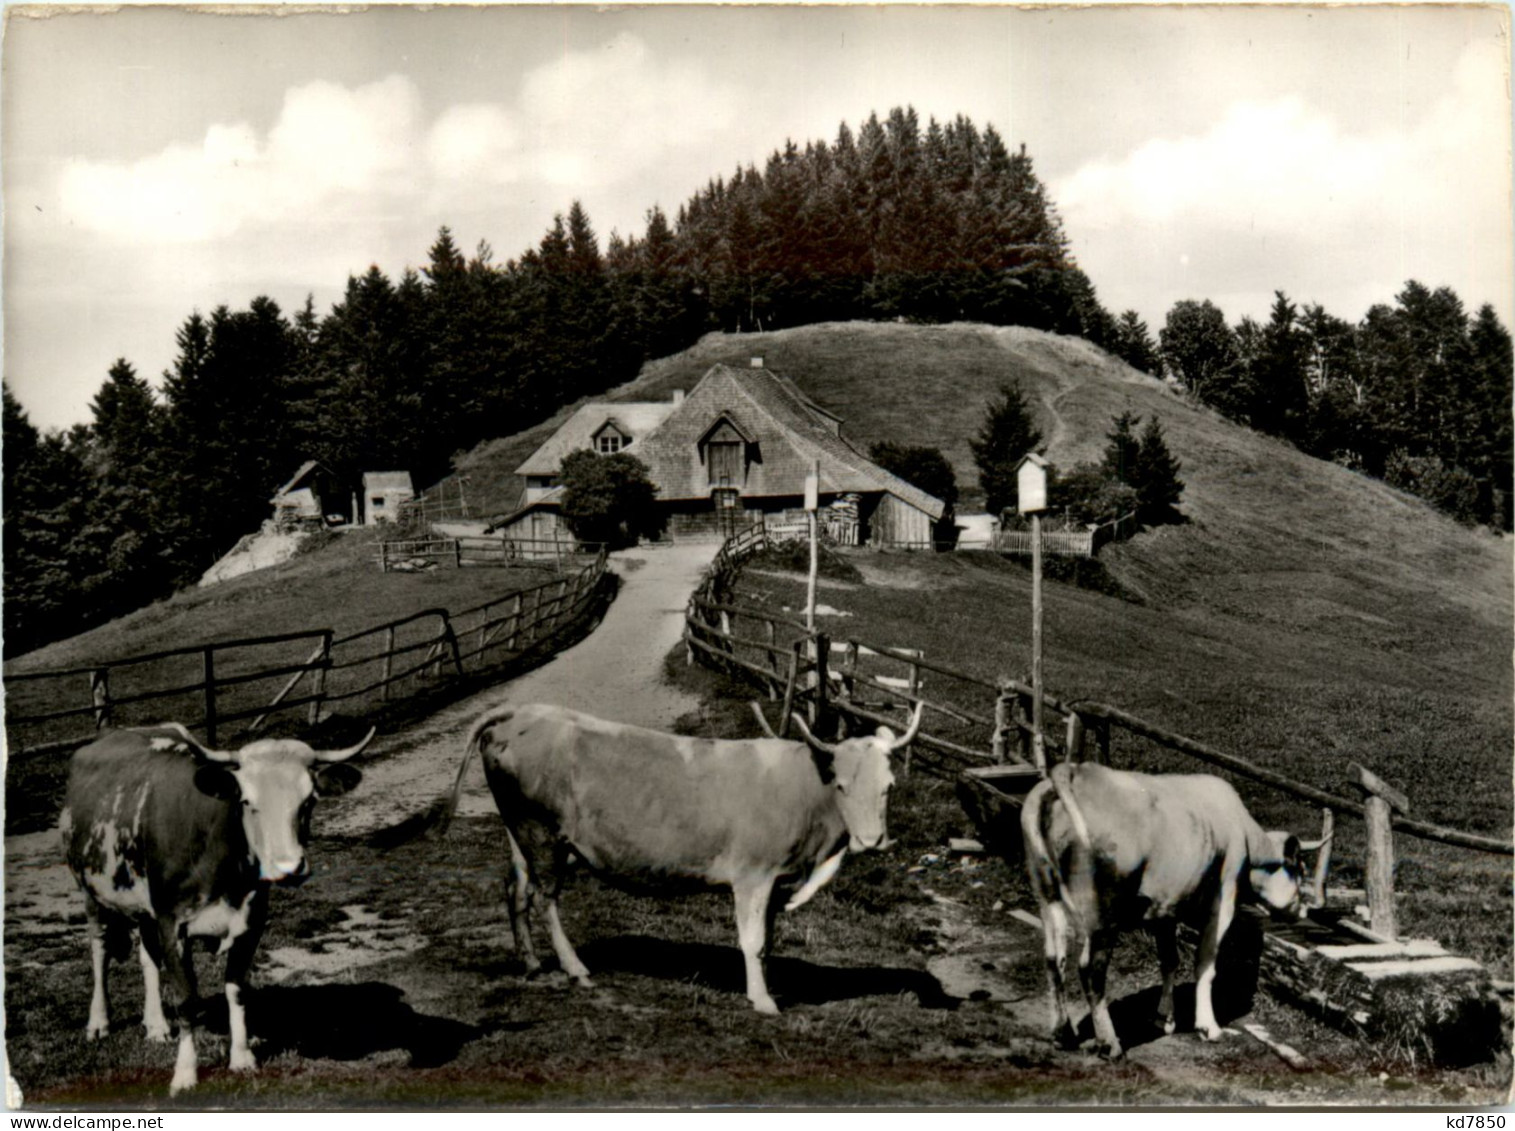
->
[62,723,373,1095]
[1020,762,1308,1059]
[430,701,922,1014]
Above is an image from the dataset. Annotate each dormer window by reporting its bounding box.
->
[699,415,754,489]
[592,420,630,455]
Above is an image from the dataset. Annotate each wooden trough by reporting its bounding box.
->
[957,765,1505,1067]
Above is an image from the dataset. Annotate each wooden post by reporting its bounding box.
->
[380,541,388,572]
[778,643,801,740]
[1064,711,1085,764]
[91,668,111,730]
[203,647,218,746]
[454,540,462,569]
[1310,808,1336,909]
[992,682,1010,764]
[1016,685,1033,761]
[1349,763,1410,940]
[1030,511,1046,774]
[810,632,830,726]
[308,631,331,726]
[903,655,921,776]
[381,625,396,700]
[445,619,465,678]
[505,594,524,652]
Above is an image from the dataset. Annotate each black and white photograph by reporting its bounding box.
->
[3,1,1511,1113]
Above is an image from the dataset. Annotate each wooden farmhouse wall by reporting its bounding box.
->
[869,493,934,547]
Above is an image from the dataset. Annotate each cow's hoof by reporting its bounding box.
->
[229,1048,257,1073]
[1097,1041,1125,1062]
[144,1021,172,1043]
[750,996,780,1016]
[169,1071,197,1097]
[1161,1017,1177,1037]
[86,1023,110,1041]
[571,974,596,990]
[1198,1026,1224,1042]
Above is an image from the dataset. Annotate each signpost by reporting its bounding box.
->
[1017,453,1050,774]
[804,462,820,631]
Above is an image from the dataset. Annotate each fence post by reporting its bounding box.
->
[992,681,1011,764]
[1015,683,1033,761]
[308,631,332,726]
[505,593,524,652]
[1064,711,1086,763]
[444,617,465,678]
[91,668,112,730]
[380,541,388,573]
[203,646,218,746]
[778,642,801,739]
[454,540,462,569]
[1349,763,1409,939]
[1310,808,1335,909]
[811,633,830,727]
[381,625,396,701]
[903,655,921,775]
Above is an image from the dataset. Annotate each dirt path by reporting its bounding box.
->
[319,540,720,837]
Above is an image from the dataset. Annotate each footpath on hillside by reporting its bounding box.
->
[319,539,720,837]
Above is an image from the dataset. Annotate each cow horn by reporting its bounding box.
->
[1297,832,1333,853]
[157,722,238,764]
[887,702,925,752]
[313,727,377,763]
[789,713,840,756]
[750,702,780,740]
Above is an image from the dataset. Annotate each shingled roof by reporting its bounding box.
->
[516,402,679,477]
[637,364,945,520]
[511,363,945,521]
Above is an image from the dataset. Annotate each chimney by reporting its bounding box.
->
[671,389,685,405]
[750,357,764,368]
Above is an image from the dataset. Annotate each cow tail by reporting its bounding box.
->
[1021,778,1064,905]
[376,707,513,847]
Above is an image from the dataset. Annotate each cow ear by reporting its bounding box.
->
[194,764,241,802]
[1283,834,1302,867]
[315,762,363,798]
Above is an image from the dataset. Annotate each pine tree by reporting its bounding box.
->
[1100,411,1142,485]
[1132,416,1184,523]
[969,381,1043,515]
[1113,311,1160,375]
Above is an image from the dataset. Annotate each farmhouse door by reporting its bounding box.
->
[713,488,742,539]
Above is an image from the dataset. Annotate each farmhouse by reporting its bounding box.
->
[497,361,945,545]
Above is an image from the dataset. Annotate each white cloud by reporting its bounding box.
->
[58,74,425,244]
[1055,39,1511,325]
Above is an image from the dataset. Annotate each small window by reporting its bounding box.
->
[371,497,385,508]
[597,434,623,454]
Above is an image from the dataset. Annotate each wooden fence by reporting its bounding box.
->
[379,535,604,572]
[5,550,610,759]
[993,510,1140,559]
[683,527,1512,942]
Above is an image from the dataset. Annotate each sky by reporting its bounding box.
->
[3,3,1510,433]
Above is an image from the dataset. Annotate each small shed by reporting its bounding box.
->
[270,460,346,530]
[362,471,415,526]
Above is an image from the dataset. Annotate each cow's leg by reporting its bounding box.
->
[732,875,779,1014]
[1153,919,1179,1037]
[143,919,200,1096]
[138,935,171,1042]
[1194,885,1237,1042]
[1040,901,1078,1049]
[1079,928,1122,1060]
[82,894,111,1040]
[542,845,592,987]
[222,894,268,1073]
[503,828,542,977]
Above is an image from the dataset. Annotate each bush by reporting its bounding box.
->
[559,449,666,549]
[1385,450,1481,526]
[867,441,959,509]
[1050,462,1140,526]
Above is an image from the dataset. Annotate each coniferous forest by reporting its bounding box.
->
[4,106,1510,657]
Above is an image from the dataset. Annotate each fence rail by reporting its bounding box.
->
[5,550,610,760]
[378,535,604,572]
[683,526,1512,941]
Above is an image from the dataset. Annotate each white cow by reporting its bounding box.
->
[430,701,921,1013]
[1021,761,1308,1058]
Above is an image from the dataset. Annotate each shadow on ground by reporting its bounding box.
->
[578,933,959,1011]
[234,982,483,1068]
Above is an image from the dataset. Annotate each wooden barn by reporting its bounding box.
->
[496,361,944,546]
[269,460,350,529]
